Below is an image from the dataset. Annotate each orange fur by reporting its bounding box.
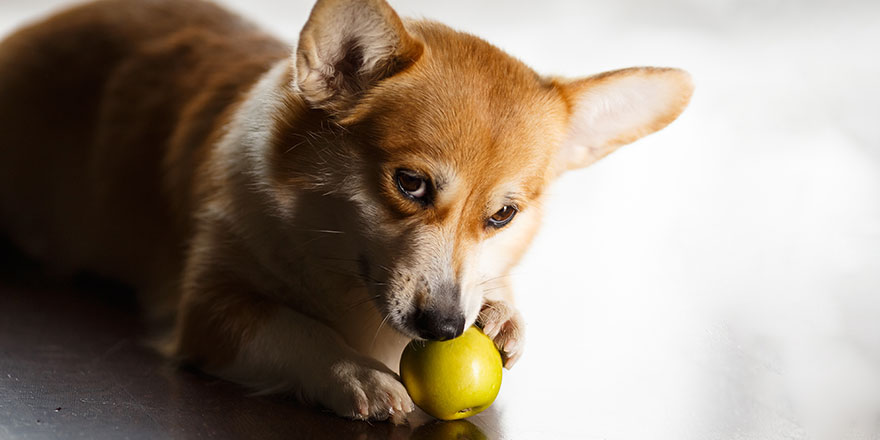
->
[0,0,692,422]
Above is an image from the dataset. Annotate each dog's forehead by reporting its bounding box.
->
[360,21,568,199]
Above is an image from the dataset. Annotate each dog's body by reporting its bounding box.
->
[0,0,692,423]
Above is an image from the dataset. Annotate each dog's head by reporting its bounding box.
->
[271,0,692,340]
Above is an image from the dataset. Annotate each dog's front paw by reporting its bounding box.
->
[478,299,525,369]
[323,360,414,424]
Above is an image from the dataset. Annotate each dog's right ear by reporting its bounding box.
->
[295,0,423,114]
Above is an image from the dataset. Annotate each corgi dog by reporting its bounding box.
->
[0,0,693,423]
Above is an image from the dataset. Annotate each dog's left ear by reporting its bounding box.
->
[295,0,424,115]
[554,67,694,171]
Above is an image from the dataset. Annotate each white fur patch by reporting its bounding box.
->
[215,58,296,214]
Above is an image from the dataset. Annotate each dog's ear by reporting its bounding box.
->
[295,0,423,114]
[554,67,693,171]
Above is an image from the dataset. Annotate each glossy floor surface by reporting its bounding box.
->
[0,260,496,440]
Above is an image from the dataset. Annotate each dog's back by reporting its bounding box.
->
[0,0,287,301]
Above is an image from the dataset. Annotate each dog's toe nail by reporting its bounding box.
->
[505,352,522,369]
[504,339,517,353]
[389,410,408,425]
[356,403,369,417]
[482,323,495,335]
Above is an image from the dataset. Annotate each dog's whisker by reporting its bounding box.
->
[478,273,516,286]
[283,140,306,155]
[291,234,338,251]
[294,228,345,234]
[340,295,382,314]
[369,312,392,353]
[307,262,388,287]
[376,264,395,277]
[315,256,361,262]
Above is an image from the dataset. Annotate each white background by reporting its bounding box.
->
[2,1,879,439]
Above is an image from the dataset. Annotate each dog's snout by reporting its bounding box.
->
[414,307,465,341]
[410,281,464,340]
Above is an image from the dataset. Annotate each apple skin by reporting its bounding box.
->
[399,326,503,420]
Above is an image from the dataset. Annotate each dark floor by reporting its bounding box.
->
[0,256,491,440]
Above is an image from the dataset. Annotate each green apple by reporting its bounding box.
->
[399,326,503,420]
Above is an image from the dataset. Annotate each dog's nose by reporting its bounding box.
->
[414,307,465,341]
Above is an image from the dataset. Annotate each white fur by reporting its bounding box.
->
[216,58,297,216]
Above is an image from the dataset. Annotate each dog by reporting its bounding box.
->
[0,0,693,423]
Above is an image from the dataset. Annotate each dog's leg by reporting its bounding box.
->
[171,231,414,423]
[238,307,414,423]
[478,278,526,369]
[174,286,414,423]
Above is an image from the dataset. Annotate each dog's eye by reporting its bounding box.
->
[488,205,517,228]
[395,169,430,202]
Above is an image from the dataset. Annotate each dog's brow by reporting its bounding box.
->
[433,174,449,191]
[430,163,456,192]
[499,191,526,208]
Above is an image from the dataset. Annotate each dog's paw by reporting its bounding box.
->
[478,299,525,369]
[323,360,414,424]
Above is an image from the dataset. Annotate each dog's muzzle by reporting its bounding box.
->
[412,282,465,340]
